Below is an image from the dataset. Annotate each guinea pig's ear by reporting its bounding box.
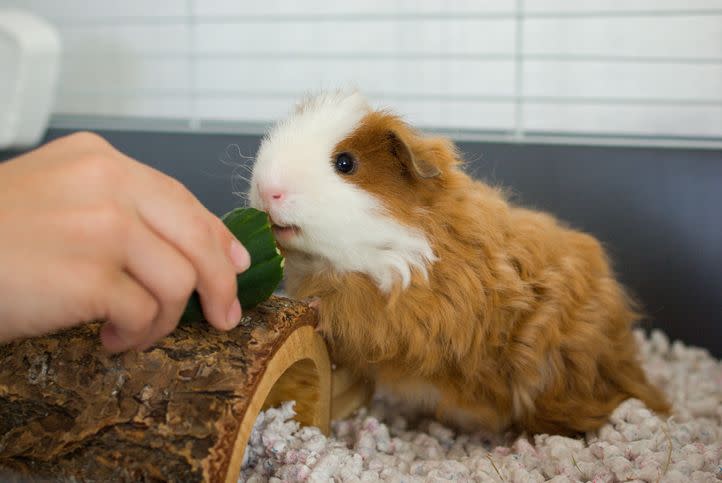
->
[387,131,441,179]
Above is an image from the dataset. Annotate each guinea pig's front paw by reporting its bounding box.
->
[302,296,321,310]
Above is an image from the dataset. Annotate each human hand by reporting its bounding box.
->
[0,132,250,352]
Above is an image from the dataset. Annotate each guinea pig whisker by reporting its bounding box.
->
[234,174,252,184]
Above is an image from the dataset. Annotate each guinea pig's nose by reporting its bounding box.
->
[259,185,286,208]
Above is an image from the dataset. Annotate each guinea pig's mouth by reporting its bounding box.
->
[271,221,301,241]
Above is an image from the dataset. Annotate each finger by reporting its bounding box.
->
[123,220,200,348]
[126,163,245,329]
[100,272,159,353]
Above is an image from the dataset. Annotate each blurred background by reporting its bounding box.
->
[0,0,720,355]
[0,0,721,142]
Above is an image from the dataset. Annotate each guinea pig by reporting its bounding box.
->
[248,90,669,436]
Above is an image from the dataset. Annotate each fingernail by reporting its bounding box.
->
[226,298,242,329]
[230,239,251,272]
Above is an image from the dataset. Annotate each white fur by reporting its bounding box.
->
[249,90,436,292]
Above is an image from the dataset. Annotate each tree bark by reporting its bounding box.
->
[0,296,331,482]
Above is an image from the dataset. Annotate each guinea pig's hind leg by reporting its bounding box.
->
[434,397,510,434]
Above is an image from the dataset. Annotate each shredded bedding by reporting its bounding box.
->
[241,330,721,482]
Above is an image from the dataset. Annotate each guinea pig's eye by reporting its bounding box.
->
[334,152,357,175]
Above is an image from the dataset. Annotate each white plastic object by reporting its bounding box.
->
[0,9,61,149]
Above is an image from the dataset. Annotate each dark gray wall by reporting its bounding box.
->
[2,129,721,356]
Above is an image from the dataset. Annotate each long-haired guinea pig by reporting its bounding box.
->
[248,90,669,436]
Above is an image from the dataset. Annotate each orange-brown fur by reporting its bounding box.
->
[284,111,669,436]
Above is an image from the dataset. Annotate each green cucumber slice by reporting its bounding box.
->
[180,207,284,323]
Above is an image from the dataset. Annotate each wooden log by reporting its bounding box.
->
[0,296,331,482]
